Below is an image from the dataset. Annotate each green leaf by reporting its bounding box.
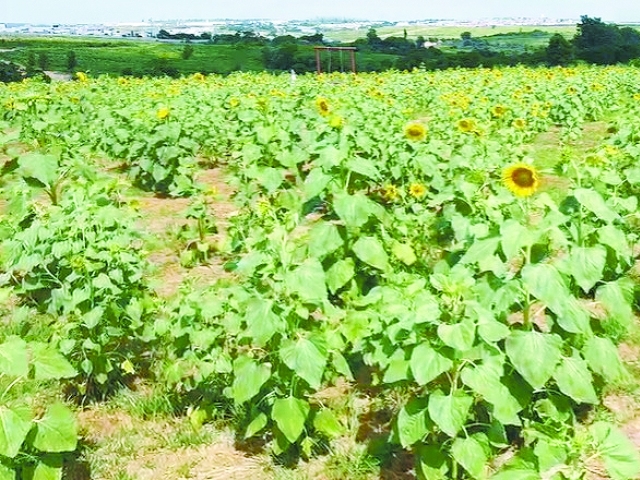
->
[569,246,607,293]
[505,331,562,390]
[461,237,500,266]
[396,400,429,448]
[596,281,633,333]
[244,412,268,439]
[231,356,271,404]
[553,353,598,404]
[583,336,626,382]
[461,364,523,425]
[303,168,331,199]
[500,220,536,260]
[410,343,453,386]
[591,421,640,480]
[308,222,343,259]
[32,403,77,453]
[382,349,409,383]
[243,297,284,347]
[0,405,33,458]
[285,259,327,304]
[521,263,590,334]
[598,225,632,259]
[352,236,389,271]
[451,436,488,479]
[279,337,327,389]
[313,409,343,439]
[18,153,59,187]
[28,457,63,480]
[417,445,449,480]
[326,258,355,294]
[272,397,309,444]
[346,156,380,180]
[490,468,539,480]
[0,337,29,377]
[392,241,417,266]
[0,463,15,480]
[333,192,374,228]
[534,439,568,473]
[574,188,620,223]
[428,391,472,437]
[29,343,77,381]
[437,319,476,351]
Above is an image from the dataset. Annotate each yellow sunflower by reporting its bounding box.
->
[329,115,344,129]
[512,118,527,130]
[491,105,507,118]
[408,183,427,198]
[228,97,240,108]
[156,107,170,120]
[74,71,88,82]
[382,185,399,202]
[457,118,477,134]
[404,122,427,141]
[502,163,540,197]
[315,97,330,116]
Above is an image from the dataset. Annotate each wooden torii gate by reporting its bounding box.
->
[314,46,357,74]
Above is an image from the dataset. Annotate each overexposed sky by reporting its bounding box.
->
[2,0,639,24]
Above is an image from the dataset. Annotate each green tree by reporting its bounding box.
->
[182,44,194,60]
[573,16,620,64]
[546,33,574,65]
[66,50,78,72]
[37,52,49,70]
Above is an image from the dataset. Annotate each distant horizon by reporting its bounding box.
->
[2,0,640,25]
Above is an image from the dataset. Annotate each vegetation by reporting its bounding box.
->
[1,63,640,478]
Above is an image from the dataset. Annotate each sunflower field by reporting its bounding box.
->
[1,64,640,479]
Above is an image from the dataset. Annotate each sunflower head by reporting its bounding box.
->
[633,93,640,101]
[502,163,540,197]
[382,184,400,202]
[315,97,330,116]
[228,97,240,108]
[329,115,344,129]
[512,118,527,130]
[192,72,206,82]
[74,71,88,83]
[408,183,427,198]
[457,118,477,133]
[491,105,507,118]
[404,122,427,142]
[156,107,170,120]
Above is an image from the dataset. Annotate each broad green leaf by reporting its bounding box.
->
[313,409,343,439]
[451,436,488,479]
[244,412,268,439]
[28,457,63,480]
[303,168,331,199]
[596,281,633,333]
[437,319,476,351]
[18,153,59,187]
[231,356,271,404]
[0,336,29,377]
[285,259,327,304]
[553,353,598,404]
[29,343,77,381]
[598,225,632,259]
[392,241,417,266]
[417,445,449,480]
[461,364,523,425]
[574,188,620,223]
[428,391,472,437]
[352,236,389,271]
[279,338,327,389]
[534,439,568,473]
[410,343,453,386]
[0,405,33,458]
[272,397,309,444]
[243,297,284,347]
[32,403,77,453]
[490,468,539,480]
[333,192,374,228]
[0,464,15,480]
[500,220,536,260]
[569,246,607,293]
[591,421,640,480]
[346,156,380,180]
[326,258,355,294]
[396,400,429,448]
[382,349,409,383]
[331,351,354,381]
[461,237,500,266]
[505,331,562,390]
[521,263,590,334]
[308,222,343,259]
[583,336,626,382]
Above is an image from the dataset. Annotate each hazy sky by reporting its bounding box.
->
[2,0,639,24]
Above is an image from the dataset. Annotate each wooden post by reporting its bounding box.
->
[315,48,322,74]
